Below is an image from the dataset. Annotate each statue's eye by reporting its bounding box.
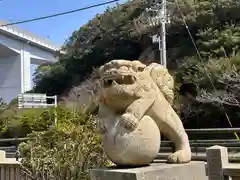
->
[121,66,129,70]
[138,66,145,71]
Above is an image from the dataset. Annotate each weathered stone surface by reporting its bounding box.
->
[97,60,191,166]
[102,114,160,166]
[206,146,229,180]
[98,60,191,165]
[90,160,207,180]
[223,164,240,178]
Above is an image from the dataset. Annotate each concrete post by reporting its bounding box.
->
[20,43,31,93]
[206,145,229,180]
[0,150,6,161]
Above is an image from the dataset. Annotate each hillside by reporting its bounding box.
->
[32,0,240,130]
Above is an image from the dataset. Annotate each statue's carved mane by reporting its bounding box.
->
[128,60,174,104]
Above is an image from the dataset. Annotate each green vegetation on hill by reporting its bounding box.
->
[32,0,240,130]
[33,0,148,96]
[0,102,109,180]
[0,1,238,178]
[1,0,240,139]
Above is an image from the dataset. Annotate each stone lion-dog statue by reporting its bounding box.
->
[97,59,191,166]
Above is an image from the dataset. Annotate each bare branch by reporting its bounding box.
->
[196,89,240,107]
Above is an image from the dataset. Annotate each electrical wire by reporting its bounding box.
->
[174,0,240,140]
[0,0,120,27]
[174,0,216,91]
[0,0,120,89]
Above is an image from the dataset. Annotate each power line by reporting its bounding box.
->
[174,0,216,91]
[1,0,120,27]
[175,0,240,140]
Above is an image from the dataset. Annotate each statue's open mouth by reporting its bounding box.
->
[103,75,136,87]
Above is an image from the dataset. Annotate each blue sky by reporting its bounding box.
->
[0,0,126,85]
[0,0,126,45]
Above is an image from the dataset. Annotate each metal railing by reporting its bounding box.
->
[157,127,240,162]
[0,128,238,180]
[185,128,240,134]
[0,137,30,143]
[0,128,240,159]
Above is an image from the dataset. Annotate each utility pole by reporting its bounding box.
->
[161,0,167,67]
[146,0,170,67]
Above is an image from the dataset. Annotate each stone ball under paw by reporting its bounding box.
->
[102,115,160,166]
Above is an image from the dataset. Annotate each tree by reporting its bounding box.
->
[31,0,240,130]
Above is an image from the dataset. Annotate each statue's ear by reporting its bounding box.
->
[131,60,146,72]
[99,65,105,76]
[99,60,115,75]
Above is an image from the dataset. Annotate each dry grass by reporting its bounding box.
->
[61,69,101,114]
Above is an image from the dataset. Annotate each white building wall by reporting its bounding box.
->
[0,27,60,103]
[0,55,21,102]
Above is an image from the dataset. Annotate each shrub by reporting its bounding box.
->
[174,54,240,139]
[19,107,109,180]
[0,108,55,139]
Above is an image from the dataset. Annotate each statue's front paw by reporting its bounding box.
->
[119,113,138,131]
[167,149,191,164]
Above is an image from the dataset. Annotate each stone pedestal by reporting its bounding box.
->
[90,160,207,180]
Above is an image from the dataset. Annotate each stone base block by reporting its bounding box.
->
[90,160,207,180]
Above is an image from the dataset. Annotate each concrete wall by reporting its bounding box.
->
[0,55,21,102]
